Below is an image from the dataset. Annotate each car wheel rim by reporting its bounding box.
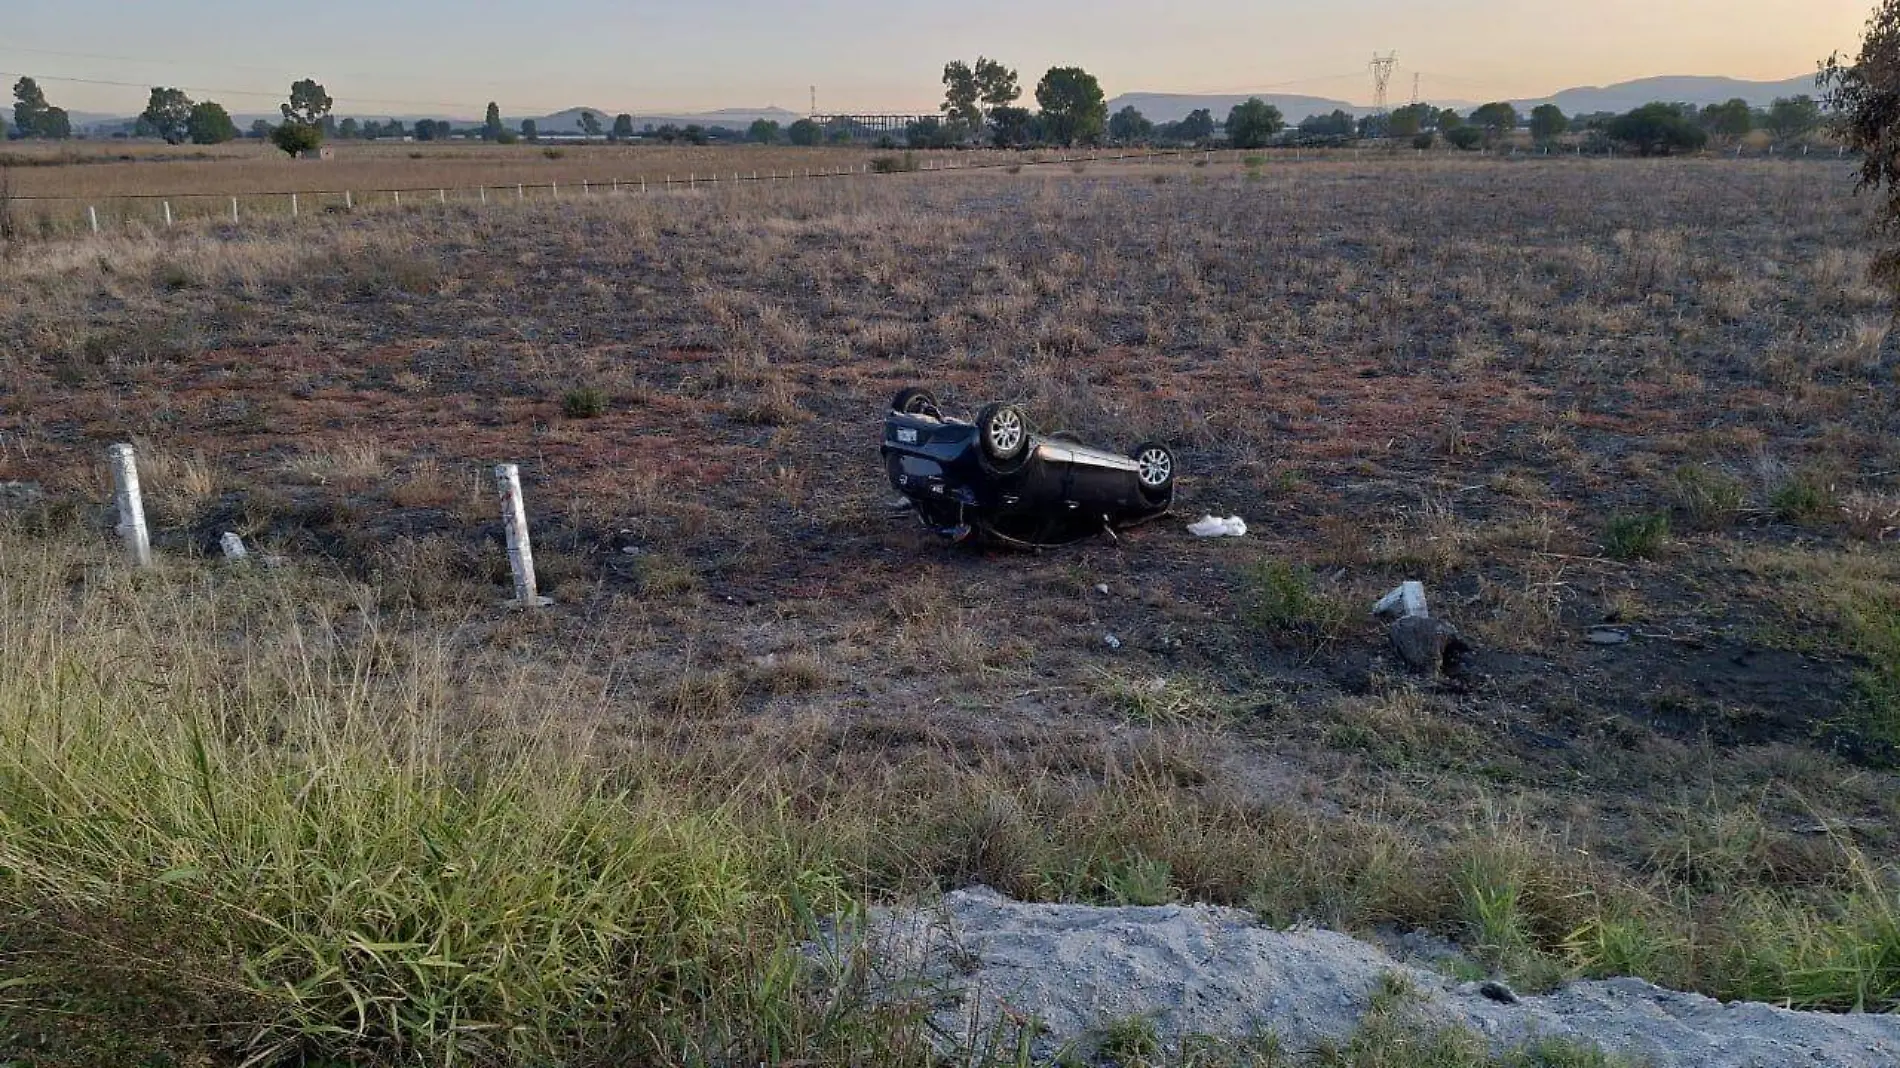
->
[989,411,1024,455]
[1137,448,1172,488]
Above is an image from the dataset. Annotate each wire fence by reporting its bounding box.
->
[0,142,1860,239]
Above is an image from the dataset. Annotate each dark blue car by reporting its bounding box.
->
[880,386,1176,547]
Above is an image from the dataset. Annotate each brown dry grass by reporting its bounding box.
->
[4,156,1900,1054]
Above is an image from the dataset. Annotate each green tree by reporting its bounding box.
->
[976,57,1019,109]
[942,60,982,131]
[484,102,505,141]
[747,118,780,144]
[281,78,333,126]
[987,105,1032,147]
[1529,103,1569,144]
[1824,4,1900,289]
[1107,105,1153,143]
[1607,102,1709,156]
[1698,98,1751,142]
[249,118,272,140]
[414,119,439,141]
[1445,125,1485,150]
[1035,66,1107,146]
[1388,102,1432,138]
[612,113,635,141]
[1177,108,1215,142]
[336,116,359,139]
[1298,110,1355,137]
[140,87,194,144]
[1436,107,1465,131]
[187,101,239,144]
[1225,97,1285,149]
[270,121,322,157]
[579,111,602,139]
[11,77,70,139]
[1765,95,1823,141]
[520,118,539,142]
[787,117,821,145]
[1470,101,1519,144]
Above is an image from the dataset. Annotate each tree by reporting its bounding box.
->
[249,119,272,140]
[1225,97,1285,149]
[987,105,1032,147]
[520,119,539,142]
[484,102,505,141]
[787,118,821,146]
[1607,102,1709,156]
[1436,107,1465,131]
[976,57,1019,109]
[612,113,635,141]
[747,118,780,144]
[187,101,238,144]
[140,87,194,144]
[1825,4,1900,289]
[335,116,359,139]
[281,79,333,126]
[1177,108,1215,142]
[1529,104,1569,145]
[1298,110,1355,138]
[1107,105,1153,144]
[1698,98,1751,142]
[683,123,708,145]
[1765,95,1823,141]
[270,121,323,157]
[1470,102,1519,145]
[1388,102,1432,138]
[12,78,69,140]
[414,119,439,141]
[942,60,982,132]
[1445,126,1485,151]
[1035,66,1107,146]
[579,111,602,139]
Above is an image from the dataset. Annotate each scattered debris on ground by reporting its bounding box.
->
[829,887,1900,1067]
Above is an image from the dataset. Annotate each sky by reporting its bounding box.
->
[3,0,1873,118]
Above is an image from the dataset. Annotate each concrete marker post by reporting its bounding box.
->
[108,443,152,568]
[494,464,552,608]
[582,180,589,195]
[480,186,487,205]
[518,184,525,201]
[230,197,239,223]
[438,188,446,203]
[220,532,250,562]
[394,190,401,205]
[345,190,353,209]
[290,193,298,217]
[88,206,99,234]
[162,201,173,226]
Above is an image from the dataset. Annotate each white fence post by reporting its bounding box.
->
[552,181,559,199]
[438,188,446,203]
[582,180,589,195]
[290,193,298,217]
[230,197,239,223]
[494,464,551,608]
[88,206,99,234]
[480,186,487,205]
[517,184,524,200]
[162,201,173,226]
[394,190,402,205]
[108,444,152,567]
[345,190,353,209]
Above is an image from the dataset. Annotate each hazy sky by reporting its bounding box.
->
[4,0,1870,116]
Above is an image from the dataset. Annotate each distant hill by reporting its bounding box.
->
[1108,73,1829,126]
[1517,74,1823,116]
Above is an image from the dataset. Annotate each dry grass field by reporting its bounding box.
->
[3,154,1899,1065]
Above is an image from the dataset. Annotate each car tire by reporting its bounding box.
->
[976,403,1030,468]
[890,387,938,416]
[1131,442,1176,501]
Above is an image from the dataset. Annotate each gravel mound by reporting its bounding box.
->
[841,886,1900,1066]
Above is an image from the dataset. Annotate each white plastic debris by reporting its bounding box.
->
[1104,634,1123,650]
[1094,584,1110,595]
[1189,515,1248,538]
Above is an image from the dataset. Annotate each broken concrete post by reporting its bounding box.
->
[1374,580,1464,675]
[220,532,250,562]
[494,463,552,608]
[108,443,152,567]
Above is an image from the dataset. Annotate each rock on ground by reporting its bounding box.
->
[833,887,1900,1067]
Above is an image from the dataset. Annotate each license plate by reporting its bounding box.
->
[896,428,918,444]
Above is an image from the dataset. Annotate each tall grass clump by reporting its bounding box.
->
[0,533,917,1066]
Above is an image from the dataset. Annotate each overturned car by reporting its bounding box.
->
[880,386,1176,548]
